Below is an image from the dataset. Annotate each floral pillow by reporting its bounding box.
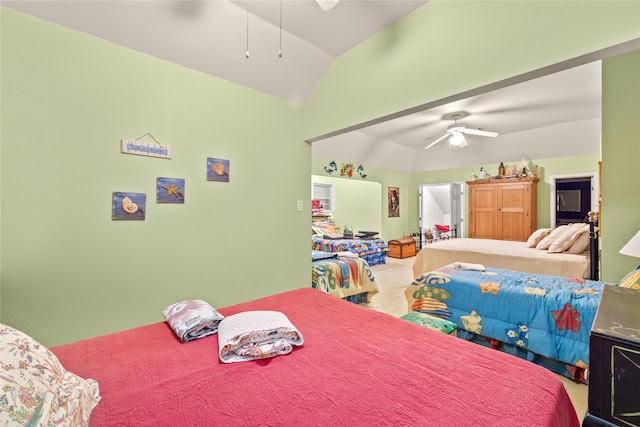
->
[0,323,101,426]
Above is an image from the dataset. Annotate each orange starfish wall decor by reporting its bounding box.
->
[157,177,185,203]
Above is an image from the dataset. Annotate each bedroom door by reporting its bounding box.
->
[418,183,463,246]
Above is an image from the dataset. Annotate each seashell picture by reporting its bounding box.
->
[206,157,230,182]
[157,177,185,203]
[112,192,146,220]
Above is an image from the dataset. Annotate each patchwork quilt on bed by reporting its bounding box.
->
[311,252,379,302]
[405,265,611,372]
[312,252,379,302]
[312,237,389,265]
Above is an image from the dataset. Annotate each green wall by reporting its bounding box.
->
[1,9,310,346]
[2,2,639,346]
[601,49,640,281]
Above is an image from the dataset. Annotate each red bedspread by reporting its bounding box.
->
[51,288,579,426]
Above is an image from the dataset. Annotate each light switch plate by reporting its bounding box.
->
[297,201,303,212]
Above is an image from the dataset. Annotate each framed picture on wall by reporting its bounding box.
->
[112,192,146,220]
[388,187,399,217]
[157,177,185,203]
[207,158,230,182]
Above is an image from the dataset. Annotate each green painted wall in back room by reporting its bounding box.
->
[313,153,602,241]
[1,8,309,346]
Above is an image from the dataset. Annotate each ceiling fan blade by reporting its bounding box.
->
[424,133,450,149]
[315,0,339,11]
[462,128,499,137]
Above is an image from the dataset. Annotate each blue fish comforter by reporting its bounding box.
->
[404,266,612,370]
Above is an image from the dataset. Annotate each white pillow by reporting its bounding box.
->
[566,229,591,254]
[0,323,101,426]
[548,224,589,253]
[535,225,569,250]
[525,228,551,248]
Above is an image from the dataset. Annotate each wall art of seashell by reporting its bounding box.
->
[121,197,139,214]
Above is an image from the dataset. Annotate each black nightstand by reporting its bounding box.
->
[586,285,640,427]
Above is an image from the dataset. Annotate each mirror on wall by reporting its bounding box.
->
[311,175,381,234]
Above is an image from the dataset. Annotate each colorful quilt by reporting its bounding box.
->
[311,237,389,265]
[405,265,612,381]
[312,252,379,302]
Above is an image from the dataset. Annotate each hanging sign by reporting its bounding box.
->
[121,138,172,159]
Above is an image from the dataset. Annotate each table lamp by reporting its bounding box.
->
[620,230,640,258]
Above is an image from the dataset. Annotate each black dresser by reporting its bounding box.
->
[584,284,640,427]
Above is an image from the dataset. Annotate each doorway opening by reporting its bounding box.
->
[418,183,463,248]
[550,173,597,227]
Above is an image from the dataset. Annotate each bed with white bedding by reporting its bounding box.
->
[412,237,590,279]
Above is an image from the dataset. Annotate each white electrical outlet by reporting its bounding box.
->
[297,201,303,212]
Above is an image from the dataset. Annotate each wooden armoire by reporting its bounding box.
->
[466,177,538,242]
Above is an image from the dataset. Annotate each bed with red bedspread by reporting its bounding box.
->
[50,288,580,426]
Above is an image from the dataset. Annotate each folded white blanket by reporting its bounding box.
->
[337,251,358,258]
[453,262,486,271]
[218,311,304,363]
[163,299,225,343]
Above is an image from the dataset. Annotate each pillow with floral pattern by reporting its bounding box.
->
[0,323,100,426]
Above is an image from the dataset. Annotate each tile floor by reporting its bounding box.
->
[364,255,589,423]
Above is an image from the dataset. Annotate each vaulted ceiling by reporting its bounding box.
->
[3,0,606,172]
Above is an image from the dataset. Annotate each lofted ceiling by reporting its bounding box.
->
[2,0,607,173]
[312,60,603,172]
[1,0,428,104]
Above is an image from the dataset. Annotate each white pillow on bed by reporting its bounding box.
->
[0,323,101,426]
[548,224,589,253]
[566,229,591,254]
[525,228,551,247]
[535,225,570,250]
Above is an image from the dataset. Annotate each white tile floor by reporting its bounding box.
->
[365,255,588,423]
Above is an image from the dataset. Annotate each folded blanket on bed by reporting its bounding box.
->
[453,262,486,271]
[337,251,358,258]
[163,299,225,343]
[218,311,304,363]
[312,250,338,261]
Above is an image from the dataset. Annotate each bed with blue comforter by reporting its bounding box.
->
[312,250,379,303]
[311,236,389,266]
[404,264,612,382]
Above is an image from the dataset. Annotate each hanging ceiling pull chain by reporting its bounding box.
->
[278,0,283,58]
[245,1,250,58]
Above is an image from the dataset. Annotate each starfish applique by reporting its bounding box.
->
[551,303,582,333]
[480,282,500,294]
[162,182,182,198]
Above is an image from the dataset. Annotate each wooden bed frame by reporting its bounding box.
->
[47,289,581,426]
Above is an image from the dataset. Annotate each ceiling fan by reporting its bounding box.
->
[424,111,499,149]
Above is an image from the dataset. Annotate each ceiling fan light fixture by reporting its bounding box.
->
[449,132,466,147]
[315,0,339,11]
